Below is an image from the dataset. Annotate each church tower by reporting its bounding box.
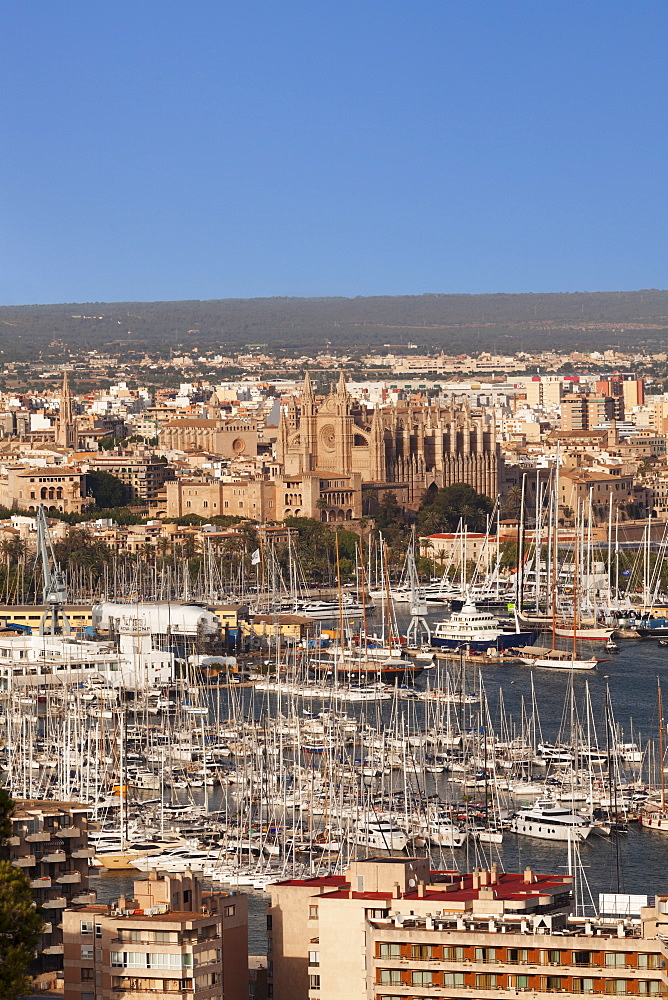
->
[55,371,77,450]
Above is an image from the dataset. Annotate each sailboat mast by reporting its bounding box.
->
[659,679,665,812]
[572,505,579,661]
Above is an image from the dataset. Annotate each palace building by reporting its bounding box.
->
[277,373,500,505]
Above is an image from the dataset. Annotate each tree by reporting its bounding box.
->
[417,483,493,535]
[0,790,43,1000]
[86,470,131,508]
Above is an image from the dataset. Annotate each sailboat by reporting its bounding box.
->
[639,680,668,831]
[528,500,601,669]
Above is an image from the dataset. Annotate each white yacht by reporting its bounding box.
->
[432,602,536,652]
[351,816,408,852]
[297,598,370,621]
[414,814,467,848]
[510,798,593,841]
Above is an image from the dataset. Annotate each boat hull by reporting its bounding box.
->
[432,630,538,652]
[554,626,614,641]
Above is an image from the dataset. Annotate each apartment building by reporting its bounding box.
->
[63,871,248,1000]
[86,456,175,501]
[267,858,668,1000]
[561,393,618,431]
[9,799,95,987]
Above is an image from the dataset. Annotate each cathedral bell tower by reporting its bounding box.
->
[55,371,77,450]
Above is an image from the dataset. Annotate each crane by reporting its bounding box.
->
[36,505,71,636]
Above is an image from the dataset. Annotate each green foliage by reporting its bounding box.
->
[165,514,246,527]
[97,436,118,450]
[417,483,493,535]
[53,528,112,570]
[86,470,132,508]
[0,795,43,1000]
[281,518,361,583]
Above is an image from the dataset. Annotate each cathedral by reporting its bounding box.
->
[277,373,501,504]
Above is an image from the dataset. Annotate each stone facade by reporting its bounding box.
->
[159,416,257,457]
[277,373,500,504]
[0,466,86,513]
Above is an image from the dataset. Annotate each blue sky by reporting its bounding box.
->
[1,1,667,304]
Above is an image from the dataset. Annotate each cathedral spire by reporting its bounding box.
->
[55,370,77,450]
[336,370,347,399]
[302,370,314,400]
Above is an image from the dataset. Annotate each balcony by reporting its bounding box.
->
[30,876,52,889]
[71,892,97,905]
[42,850,66,864]
[41,896,67,909]
[41,922,53,935]
[25,832,52,843]
[71,848,95,859]
[13,855,36,867]
[58,826,81,838]
[7,835,20,847]
[56,871,82,884]
[41,944,64,956]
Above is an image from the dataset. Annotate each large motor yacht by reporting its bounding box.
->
[510,798,593,841]
[432,602,537,652]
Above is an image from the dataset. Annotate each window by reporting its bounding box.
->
[308,975,320,990]
[511,975,530,990]
[639,955,660,970]
[309,905,319,920]
[443,973,465,987]
[573,951,593,966]
[378,944,401,958]
[573,979,595,993]
[475,947,497,963]
[80,969,94,982]
[224,905,235,917]
[266,915,273,931]
[125,954,148,969]
[638,982,661,994]
[476,974,498,988]
[444,946,465,962]
[308,952,320,967]
[412,971,433,986]
[412,944,433,960]
[81,920,93,935]
[379,970,402,985]
[547,950,562,965]
[81,946,94,961]
[95,924,102,938]
[149,954,182,970]
[605,981,628,994]
[545,977,563,990]
[508,948,529,963]
[606,954,627,967]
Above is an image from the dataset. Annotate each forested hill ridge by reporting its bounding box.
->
[2,289,668,358]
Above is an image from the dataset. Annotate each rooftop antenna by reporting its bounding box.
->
[36,505,71,636]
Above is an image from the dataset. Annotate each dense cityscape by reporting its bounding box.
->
[1,341,668,999]
[4,1,668,999]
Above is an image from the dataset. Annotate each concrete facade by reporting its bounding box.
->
[63,871,248,1000]
[267,858,668,1000]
